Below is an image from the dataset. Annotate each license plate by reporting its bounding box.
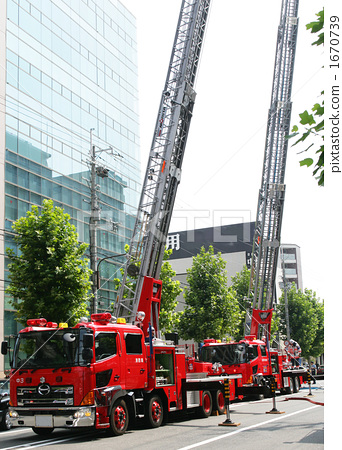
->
[35,415,53,428]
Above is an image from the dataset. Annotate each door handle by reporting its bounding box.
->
[140,368,145,373]
[114,374,120,381]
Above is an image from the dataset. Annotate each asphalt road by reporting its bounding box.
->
[0,382,324,450]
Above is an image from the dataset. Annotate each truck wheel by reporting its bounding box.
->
[293,376,300,393]
[285,377,294,394]
[147,395,163,428]
[198,391,212,418]
[0,411,12,431]
[109,399,129,436]
[214,390,226,415]
[32,427,54,435]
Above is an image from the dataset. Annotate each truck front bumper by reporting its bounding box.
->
[9,406,95,428]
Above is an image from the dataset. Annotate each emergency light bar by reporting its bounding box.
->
[91,313,112,323]
[26,318,47,327]
[26,319,61,328]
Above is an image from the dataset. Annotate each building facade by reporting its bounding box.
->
[167,225,303,314]
[167,222,255,313]
[0,0,141,375]
[276,243,303,300]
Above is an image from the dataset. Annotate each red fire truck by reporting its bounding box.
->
[198,334,307,400]
[196,0,311,398]
[1,283,239,435]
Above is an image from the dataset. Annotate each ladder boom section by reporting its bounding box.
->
[249,0,299,314]
[115,0,211,324]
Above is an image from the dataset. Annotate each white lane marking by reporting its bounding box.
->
[178,405,320,450]
[3,429,32,434]
[1,432,91,450]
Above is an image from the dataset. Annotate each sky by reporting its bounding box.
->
[122,0,336,308]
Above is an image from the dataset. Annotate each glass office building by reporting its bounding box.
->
[0,0,141,374]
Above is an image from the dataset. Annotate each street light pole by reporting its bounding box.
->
[96,252,127,290]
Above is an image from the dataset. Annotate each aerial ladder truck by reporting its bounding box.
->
[114,0,209,338]
[2,0,238,436]
[199,0,307,397]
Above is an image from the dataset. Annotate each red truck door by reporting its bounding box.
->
[123,332,148,390]
[94,331,121,387]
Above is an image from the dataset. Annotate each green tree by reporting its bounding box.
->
[178,246,241,342]
[229,265,250,338]
[113,247,182,333]
[307,294,324,358]
[6,199,91,326]
[277,285,324,358]
[159,249,183,333]
[289,9,324,186]
[229,265,279,341]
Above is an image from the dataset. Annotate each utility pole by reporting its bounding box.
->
[89,128,98,315]
[88,128,123,315]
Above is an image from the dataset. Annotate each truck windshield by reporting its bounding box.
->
[13,329,86,369]
[200,344,247,365]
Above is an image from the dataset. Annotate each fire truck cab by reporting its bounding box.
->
[199,336,306,399]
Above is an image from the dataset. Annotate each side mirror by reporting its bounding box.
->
[83,334,94,349]
[82,348,93,362]
[1,341,8,355]
[247,346,255,361]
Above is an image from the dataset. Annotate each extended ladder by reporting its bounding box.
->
[115,0,211,330]
[247,0,300,336]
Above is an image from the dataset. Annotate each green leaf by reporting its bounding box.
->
[286,132,299,140]
[314,120,324,133]
[300,158,314,168]
[312,33,324,46]
[299,110,316,126]
[306,10,324,46]
[293,130,311,146]
[312,103,324,117]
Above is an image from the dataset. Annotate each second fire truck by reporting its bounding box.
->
[199,0,309,397]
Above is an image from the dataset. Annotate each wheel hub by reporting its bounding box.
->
[152,401,161,422]
[114,406,126,430]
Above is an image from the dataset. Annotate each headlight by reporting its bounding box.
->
[74,408,92,419]
[9,409,19,418]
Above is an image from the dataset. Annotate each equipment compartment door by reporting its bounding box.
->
[155,351,175,386]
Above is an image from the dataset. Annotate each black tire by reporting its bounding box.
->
[198,391,212,418]
[285,377,294,394]
[108,399,129,436]
[146,395,163,428]
[32,427,54,436]
[293,376,300,393]
[213,390,226,415]
[0,411,12,431]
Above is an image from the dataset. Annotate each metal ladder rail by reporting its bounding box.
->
[115,0,211,322]
[249,0,299,313]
